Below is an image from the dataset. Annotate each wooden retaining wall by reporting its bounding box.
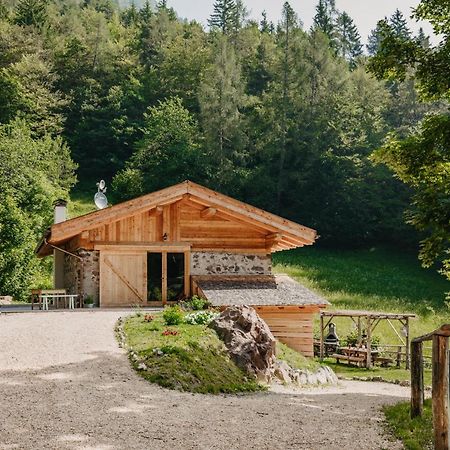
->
[254,305,319,357]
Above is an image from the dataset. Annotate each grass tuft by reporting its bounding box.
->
[277,342,321,371]
[383,399,433,450]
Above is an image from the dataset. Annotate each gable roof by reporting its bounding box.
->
[37,180,317,255]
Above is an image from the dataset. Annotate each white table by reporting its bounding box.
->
[41,294,78,310]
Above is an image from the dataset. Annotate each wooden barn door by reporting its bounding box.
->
[100,251,147,307]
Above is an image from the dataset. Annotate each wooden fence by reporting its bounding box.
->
[411,324,450,450]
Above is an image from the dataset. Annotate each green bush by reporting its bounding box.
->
[162,305,184,326]
[184,296,210,311]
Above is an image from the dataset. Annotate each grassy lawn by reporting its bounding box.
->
[274,246,449,381]
[123,314,264,394]
[384,399,433,450]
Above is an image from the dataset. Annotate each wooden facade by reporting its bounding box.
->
[37,181,325,355]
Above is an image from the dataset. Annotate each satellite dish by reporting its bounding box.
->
[94,192,108,210]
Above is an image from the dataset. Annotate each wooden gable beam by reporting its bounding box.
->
[200,207,217,219]
[188,196,313,246]
[266,232,282,250]
[187,181,317,243]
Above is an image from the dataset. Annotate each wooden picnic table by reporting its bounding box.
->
[332,346,380,367]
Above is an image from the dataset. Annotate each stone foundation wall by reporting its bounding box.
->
[191,252,272,276]
[64,250,100,305]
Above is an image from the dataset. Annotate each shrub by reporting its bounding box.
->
[162,305,184,325]
[184,296,210,311]
[184,310,220,325]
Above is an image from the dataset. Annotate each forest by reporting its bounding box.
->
[0,0,448,299]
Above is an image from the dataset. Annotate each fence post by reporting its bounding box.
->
[411,340,424,418]
[320,314,324,360]
[432,335,449,450]
[405,318,410,369]
[396,345,402,368]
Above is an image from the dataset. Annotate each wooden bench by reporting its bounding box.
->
[331,353,366,366]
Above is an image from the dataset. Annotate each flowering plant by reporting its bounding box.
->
[184,311,220,325]
[162,329,179,336]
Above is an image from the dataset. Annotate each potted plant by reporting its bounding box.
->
[84,295,95,308]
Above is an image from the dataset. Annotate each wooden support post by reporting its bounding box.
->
[366,317,372,369]
[405,317,411,370]
[357,317,362,347]
[432,335,449,450]
[411,340,424,418]
[396,346,402,368]
[184,251,190,298]
[320,314,324,360]
[162,252,167,305]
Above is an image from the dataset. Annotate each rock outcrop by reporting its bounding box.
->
[210,305,276,382]
[271,359,338,386]
[211,306,338,387]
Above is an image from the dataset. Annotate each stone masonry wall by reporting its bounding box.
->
[64,250,100,305]
[191,252,272,276]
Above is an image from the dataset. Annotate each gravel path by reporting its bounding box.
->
[0,311,407,450]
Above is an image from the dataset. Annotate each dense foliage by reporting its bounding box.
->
[0,121,76,298]
[368,0,450,282]
[0,0,445,296]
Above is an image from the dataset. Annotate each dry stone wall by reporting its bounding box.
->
[64,250,100,305]
[191,252,271,276]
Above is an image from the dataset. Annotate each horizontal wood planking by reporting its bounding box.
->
[257,308,316,357]
[66,198,284,252]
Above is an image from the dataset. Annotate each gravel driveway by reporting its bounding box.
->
[0,311,406,450]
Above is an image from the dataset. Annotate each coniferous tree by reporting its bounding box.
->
[208,0,239,36]
[367,22,384,56]
[199,37,245,187]
[416,27,429,48]
[389,9,410,39]
[312,0,335,44]
[14,0,48,28]
[336,11,362,66]
[260,10,271,34]
[122,1,139,27]
[275,1,298,212]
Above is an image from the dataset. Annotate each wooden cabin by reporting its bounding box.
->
[37,181,328,356]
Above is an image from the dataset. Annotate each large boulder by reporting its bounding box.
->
[210,305,276,381]
[210,305,338,387]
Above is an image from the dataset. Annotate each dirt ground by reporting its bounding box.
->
[0,311,407,450]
